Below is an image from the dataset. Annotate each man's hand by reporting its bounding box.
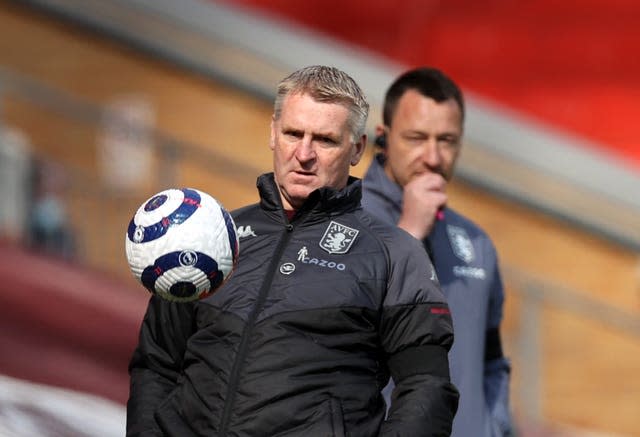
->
[397,173,447,240]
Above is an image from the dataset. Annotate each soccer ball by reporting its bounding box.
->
[125,188,239,302]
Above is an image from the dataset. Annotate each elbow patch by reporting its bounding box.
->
[388,344,450,382]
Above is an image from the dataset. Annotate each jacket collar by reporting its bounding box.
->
[362,154,403,216]
[256,173,362,222]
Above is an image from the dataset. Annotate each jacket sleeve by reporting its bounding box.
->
[126,295,196,436]
[378,233,459,436]
[483,248,514,437]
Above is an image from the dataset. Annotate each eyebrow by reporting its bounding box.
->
[281,125,342,142]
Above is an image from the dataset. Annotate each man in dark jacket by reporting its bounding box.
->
[361,67,513,436]
[127,65,459,436]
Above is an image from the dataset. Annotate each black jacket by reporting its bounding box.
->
[127,173,458,436]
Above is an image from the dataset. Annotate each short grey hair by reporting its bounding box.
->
[273,65,369,142]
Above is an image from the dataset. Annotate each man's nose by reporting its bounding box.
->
[421,140,441,167]
[296,136,316,161]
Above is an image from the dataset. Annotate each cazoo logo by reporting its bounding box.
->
[297,246,346,271]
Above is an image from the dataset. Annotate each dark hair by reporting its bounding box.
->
[382,67,465,127]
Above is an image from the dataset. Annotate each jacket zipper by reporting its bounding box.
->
[219,221,295,435]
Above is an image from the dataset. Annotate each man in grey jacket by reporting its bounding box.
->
[362,67,514,436]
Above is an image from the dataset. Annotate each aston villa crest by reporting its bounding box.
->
[446,225,475,263]
[319,221,359,254]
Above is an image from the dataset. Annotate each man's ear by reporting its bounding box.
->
[374,124,387,149]
[350,134,367,166]
[269,117,276,151]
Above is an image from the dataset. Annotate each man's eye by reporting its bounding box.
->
[284,131,303,139]
[406,136,424,144]
[313,135,338,146]
[439,137,460,148]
